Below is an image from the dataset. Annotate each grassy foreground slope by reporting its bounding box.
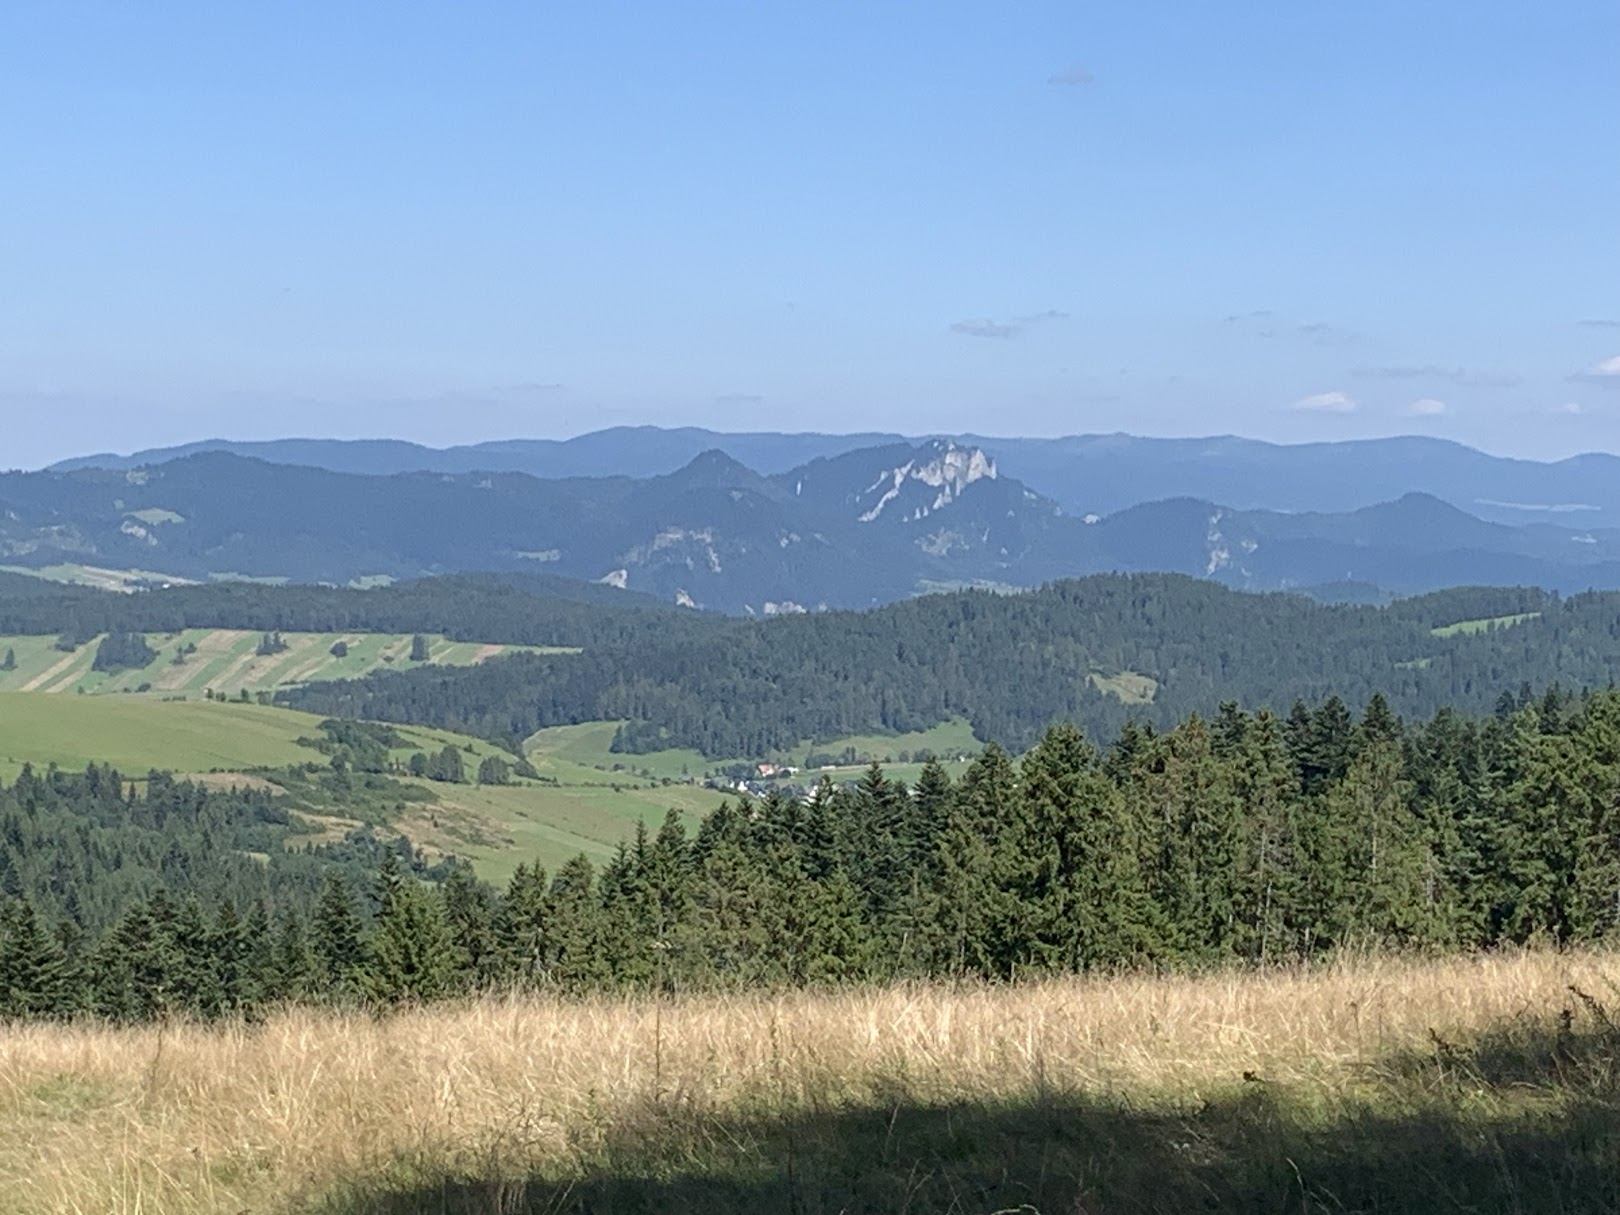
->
[0,629,562,697]
[2,951,1616,1214]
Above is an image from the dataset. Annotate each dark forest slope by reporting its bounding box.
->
[282,576,1615,754]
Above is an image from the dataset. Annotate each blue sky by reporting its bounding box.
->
[2,0,1616,468]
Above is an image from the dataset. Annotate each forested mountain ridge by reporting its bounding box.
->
[0,573,696,650]
[282,574,1618,757]
[10,442,1620,609]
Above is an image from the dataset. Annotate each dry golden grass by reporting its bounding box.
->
[1,949,1614,1214]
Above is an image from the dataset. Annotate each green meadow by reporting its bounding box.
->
[1430,611,1542,637]
[0,694,322,781]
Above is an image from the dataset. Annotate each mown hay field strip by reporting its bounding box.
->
[0,630,571,698]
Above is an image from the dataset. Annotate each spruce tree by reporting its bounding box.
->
[1140,714,1243,962]
[0,897,67,1017]
[1013,723,1158,973]
[924,743,1016,977]
[269,907,317,1002]
[496,863,549,987]
[440,867,499,991]
[364,876,456,1004]
[311,873,366,999]
[545,855,610,990]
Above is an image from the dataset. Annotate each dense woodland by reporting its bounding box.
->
[283,575,1610,755]
[6,687,1620,1020]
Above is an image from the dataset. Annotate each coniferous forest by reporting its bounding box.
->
[6,686,1620,1021]
[281,575,1619,754]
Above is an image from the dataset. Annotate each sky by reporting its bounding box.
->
[2,0,1617,469]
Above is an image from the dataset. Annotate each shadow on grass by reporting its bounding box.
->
[319,1012,1620,1215]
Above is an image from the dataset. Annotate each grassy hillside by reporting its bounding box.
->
[0,694,324,780]
[412,780,726,884]
[2,951,1615,1214]
[0,629,565,697]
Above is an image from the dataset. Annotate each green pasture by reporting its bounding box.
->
[424,780,728,883]
[0,694,323,782]
[1431,612,1541,638]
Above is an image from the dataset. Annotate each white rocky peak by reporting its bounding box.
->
[858,443,997,523]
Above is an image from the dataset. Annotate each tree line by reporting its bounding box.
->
[7,686,1620,1020]
[0,572,694,651]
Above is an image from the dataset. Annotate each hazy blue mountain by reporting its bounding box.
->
[51,428,1620,528]
[12,442,1620,609]
[49,427,909,480]
[965,433,1620,527]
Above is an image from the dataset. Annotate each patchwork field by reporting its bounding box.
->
[0,693,718,877]
[0,630,566,697]
[2,950,1615,1214]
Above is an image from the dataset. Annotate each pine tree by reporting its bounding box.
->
[364,875,456,1004]
[787,867,873,985]
[1140,714,1243,962]
[440,867,499,991]
[545,855,610,990]
[1013,723,1159,973]
[923,743,1016,977]
[1321,734,1429,946]
[269,907,317,1002]
[208,899,255,1016]
[0,897,67,1017]
[1227,709,1307,962]
[311,873,366,999]
[496,863,549,987]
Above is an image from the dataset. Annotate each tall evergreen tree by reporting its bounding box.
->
[311,874,366,999]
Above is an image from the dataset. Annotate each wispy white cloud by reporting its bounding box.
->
[950,311,1067,340]
[1586,355,1620,377]
[1292,390,1358,413]
[1352,364,1520,389]
[1047,64,1094,87]
[1553,401,1584,415]
[1407,397,1448,416]
[1296,321,1357,347]
[950,318,1017,339]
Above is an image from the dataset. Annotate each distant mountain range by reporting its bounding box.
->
[11,435,1620,611]
[48,427,1620,529]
